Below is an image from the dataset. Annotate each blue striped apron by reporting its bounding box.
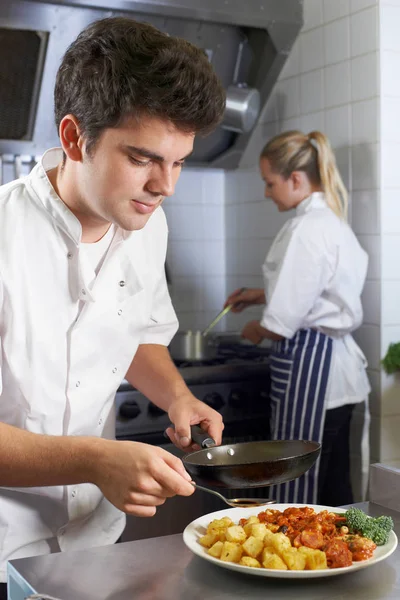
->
[268,329,333,504]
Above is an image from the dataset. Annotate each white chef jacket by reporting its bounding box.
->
[261,192,371,410]
[0,148,179,580]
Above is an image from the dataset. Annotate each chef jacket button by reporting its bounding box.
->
[71,489,77,498]
[99,417,103,425]
[81,289,86,295]
[76,381,81,387]
[119,280,125,287]
[67,252,73,259]
[118,309,123,316]
[112,367,117,373]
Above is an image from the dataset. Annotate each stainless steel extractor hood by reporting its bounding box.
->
[0,0,303,169]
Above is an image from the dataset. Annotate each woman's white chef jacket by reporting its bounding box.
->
[260,192,371,410]
[0,148,179,579]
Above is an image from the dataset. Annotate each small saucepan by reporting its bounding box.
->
[168,329,219,362]
[183,426,321,489]
[169,289,246,362]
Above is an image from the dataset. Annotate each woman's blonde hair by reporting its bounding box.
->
[260,130,348,219]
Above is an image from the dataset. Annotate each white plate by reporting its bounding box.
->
[183,503,398,579]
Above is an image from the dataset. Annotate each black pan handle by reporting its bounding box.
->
[190,425,216,449]
[164,424,216,448]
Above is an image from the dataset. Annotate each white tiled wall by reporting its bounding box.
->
[380,1,400,462]
[225,0,388,497]
[231,0,380,346]
[163,168,226,331]
[225,0,400,475]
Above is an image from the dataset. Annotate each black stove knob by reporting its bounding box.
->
[148,402,166,417]
[203,392,224,411]
[119,399,141,419]
[228,388,247,409]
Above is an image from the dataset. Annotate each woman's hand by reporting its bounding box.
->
[241,320,266,344]
[224,288,266,312]
[241,320,283,344]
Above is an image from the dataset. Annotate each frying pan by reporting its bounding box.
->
[183,426,321,489]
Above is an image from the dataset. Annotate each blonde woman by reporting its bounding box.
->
[225,130,370,506]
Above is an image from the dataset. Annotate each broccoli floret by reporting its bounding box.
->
[362,521,390,546]
[345,507,369,532]
[344,507,393,546]
[375,515,394,533]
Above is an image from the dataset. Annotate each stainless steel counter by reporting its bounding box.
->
[8,502,400,600]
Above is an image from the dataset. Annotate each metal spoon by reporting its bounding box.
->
[26,595,64,600]
[201,305,235,338]
[201,287,247,337]
[192,482,276,508]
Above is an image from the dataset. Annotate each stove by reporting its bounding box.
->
[115,344,271,445]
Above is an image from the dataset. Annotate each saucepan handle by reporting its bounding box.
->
[190,424,216,449]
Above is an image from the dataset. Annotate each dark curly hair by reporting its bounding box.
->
[54,17,226,153]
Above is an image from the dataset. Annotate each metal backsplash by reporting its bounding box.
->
[0,0,303,168]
